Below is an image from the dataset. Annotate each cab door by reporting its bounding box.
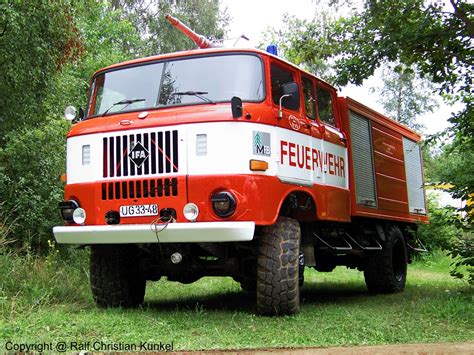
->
[301,75,324,186]
[272,62,312,186]
[315,81,348,190]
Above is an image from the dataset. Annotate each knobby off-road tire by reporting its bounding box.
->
[364,225,408,294]
[90,245,146,308]
[256,217,301,316]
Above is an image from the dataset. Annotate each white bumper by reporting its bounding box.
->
[53,221,255,244]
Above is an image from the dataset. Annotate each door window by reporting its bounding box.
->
[271,64,294,106]
[302,76,316,120]
[316,85,335,125]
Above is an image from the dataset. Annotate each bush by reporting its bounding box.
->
[417,194,473,284]
[0,118,69,251]
[0,202,17,250]
[416,196,460,251]
[0,245,90,317]
[449,233,473,285]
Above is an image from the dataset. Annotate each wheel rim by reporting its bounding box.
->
[392,239,406,282]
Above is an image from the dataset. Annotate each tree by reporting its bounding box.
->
[371,64,438,131]
[43,0,143,115]
[327,1,473,91]
[110,0,229,56]
[0,0,82,140]
[260,13,335,80]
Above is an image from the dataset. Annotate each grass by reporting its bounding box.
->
[0,249,472,351]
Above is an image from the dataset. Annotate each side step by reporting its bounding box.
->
[313,232,382,252]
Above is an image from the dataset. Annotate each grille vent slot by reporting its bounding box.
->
[101,178,178,200]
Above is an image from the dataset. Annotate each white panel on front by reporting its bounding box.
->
[403,137,426,214]
[66,125,188,184]
[67,135,103,184]
[187,122,277,176]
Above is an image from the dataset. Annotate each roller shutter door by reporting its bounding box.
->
[349,110,377,207]
[403,137,426,214]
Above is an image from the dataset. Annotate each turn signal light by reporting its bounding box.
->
[249,159,268,171]
[60,173,67,183]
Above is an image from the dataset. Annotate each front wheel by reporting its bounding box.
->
[256,217,301,316]
[364,225,407,294]
[90,245,146,308]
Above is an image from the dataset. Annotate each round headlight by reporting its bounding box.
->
[64,106,77,121]
[73,208,86,224]
[211,191,236,217]
[60,208,75,222]
[58,200,79,222]
[183,203,199,222]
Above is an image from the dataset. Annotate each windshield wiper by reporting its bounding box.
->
[102,98,146,117]
[170,91,215,104]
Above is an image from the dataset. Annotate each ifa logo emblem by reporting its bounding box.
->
[128,141,149,168]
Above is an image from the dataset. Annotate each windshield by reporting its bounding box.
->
[88,54,265,117]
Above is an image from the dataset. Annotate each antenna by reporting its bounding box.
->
[232,34,250,47]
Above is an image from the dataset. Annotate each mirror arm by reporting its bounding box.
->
[279,94,292,119]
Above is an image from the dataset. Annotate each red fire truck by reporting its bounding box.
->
[53,16,428,315]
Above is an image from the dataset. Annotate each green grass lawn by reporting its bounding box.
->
[0,251,472,351]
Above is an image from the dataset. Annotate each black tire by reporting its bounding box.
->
[90,245,146,308]
[256,217,301,316]
[364,225,407,294]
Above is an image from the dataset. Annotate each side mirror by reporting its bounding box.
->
[281,82,300,110]
[231,96,243,118]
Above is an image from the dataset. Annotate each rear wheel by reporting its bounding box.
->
[90,245,146,308]
[256,217,301,316]
[364,225,407,293]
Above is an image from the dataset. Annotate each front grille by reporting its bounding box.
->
[103,130,179,178]
[101,178,178,200]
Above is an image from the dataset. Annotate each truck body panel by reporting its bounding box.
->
[339,97,427,224]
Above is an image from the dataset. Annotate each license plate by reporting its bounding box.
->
[119,204,158,217]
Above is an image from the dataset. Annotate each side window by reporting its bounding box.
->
[302,76,315,120]
[316,85,335,125]
[271,64,294,105]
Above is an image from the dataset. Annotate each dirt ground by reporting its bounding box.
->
[193,342,474,354]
